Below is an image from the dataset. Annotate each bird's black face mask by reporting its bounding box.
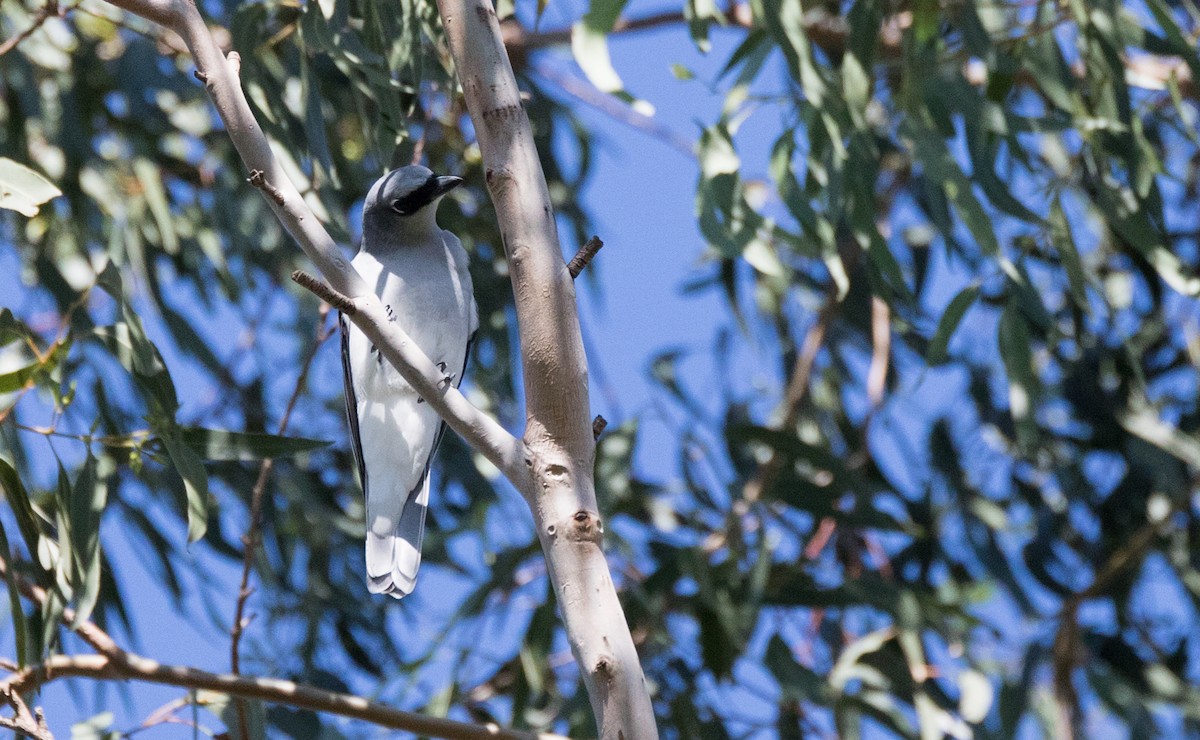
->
[390,175,463,216]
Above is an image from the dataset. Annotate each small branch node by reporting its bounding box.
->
[247,169,286,206]
[591,654,616,681]
[568,236,604,279]
[290,271,357,314]
[567,510,603,543]
[226,50,242,79]
[592,415,607,440]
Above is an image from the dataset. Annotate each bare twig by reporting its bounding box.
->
[0,0,69,58]
[290,270,356,314]
[568,236,605,279]
[246,168,285,207]
[531,61,695,156]
[742,296,838,504]
[866,296,890,408]
[230,310,332,737]
[0,686,52,739]
[1051,510,1176,740]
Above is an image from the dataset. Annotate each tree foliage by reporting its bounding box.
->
[3,0,1200,737]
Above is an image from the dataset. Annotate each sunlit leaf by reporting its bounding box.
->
[0,157,61,216]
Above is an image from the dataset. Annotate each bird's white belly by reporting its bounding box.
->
[350,246,472,396]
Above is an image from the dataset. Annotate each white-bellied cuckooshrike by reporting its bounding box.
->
[340,165,478,599]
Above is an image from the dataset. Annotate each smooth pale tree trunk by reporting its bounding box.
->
[434,0,659,736]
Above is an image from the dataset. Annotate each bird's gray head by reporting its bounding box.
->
[363,165,463,220]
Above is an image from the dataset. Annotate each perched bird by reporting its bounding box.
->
[340,165,477,598]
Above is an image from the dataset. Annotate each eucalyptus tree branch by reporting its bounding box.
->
[0,687,50,739]
[99,0,530,491]
[2,655,564,740]
[0,0,77,57]
[0,555,559,740]
[434,0,656,736]
[567,236,604,279]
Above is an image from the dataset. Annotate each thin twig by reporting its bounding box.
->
[230,309,332,737]
[246,168,285,207]
[866,296,890,408]
[0,0,69,58]
[0,686,52,739]
[291,270,356,314]
[532,61,695,157]
[1051,512,1170,739]
[568,236,604,279]
[742,295,838,504]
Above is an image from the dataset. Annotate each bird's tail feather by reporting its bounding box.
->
[365,470,430,599]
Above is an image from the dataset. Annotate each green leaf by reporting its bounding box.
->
[1048,197,1090,311]
[829,627,895,691]
[0,338,71,394]
[132,158,178,254]
[0,157,62,216]
[594,420,637,507]
[998,302,1037,449]
[903,119,1000,256]
[67,453,105,627]
[912,0,939,44]
[727,425,849,484]
[0,457,45,571]
[159,430,209,543]
[0,309,30,347]
[195,690,266,740]
[70,710,118,740]
[756,0,827,107]
[0,519,29,668]
[177,427,330,461]
[1143,0,1200,82]
[766,635,826,702]
[684,0,723,52]
[570,0,653,116]
[927,285,980,364]
[1117,401,1200,469]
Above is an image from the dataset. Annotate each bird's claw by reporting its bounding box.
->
[417,364,454,404]
[385,304,396,322]
[437,362,456,390]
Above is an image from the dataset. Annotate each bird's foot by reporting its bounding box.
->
[417,364,455,405]
[385,304,396,322]
[437,361,456,390]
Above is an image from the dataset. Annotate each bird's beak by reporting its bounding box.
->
[434,176,464,197]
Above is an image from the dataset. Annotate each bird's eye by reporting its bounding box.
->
[390,199,408,216]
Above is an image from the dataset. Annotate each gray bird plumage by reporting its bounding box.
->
[340,165,478,598]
